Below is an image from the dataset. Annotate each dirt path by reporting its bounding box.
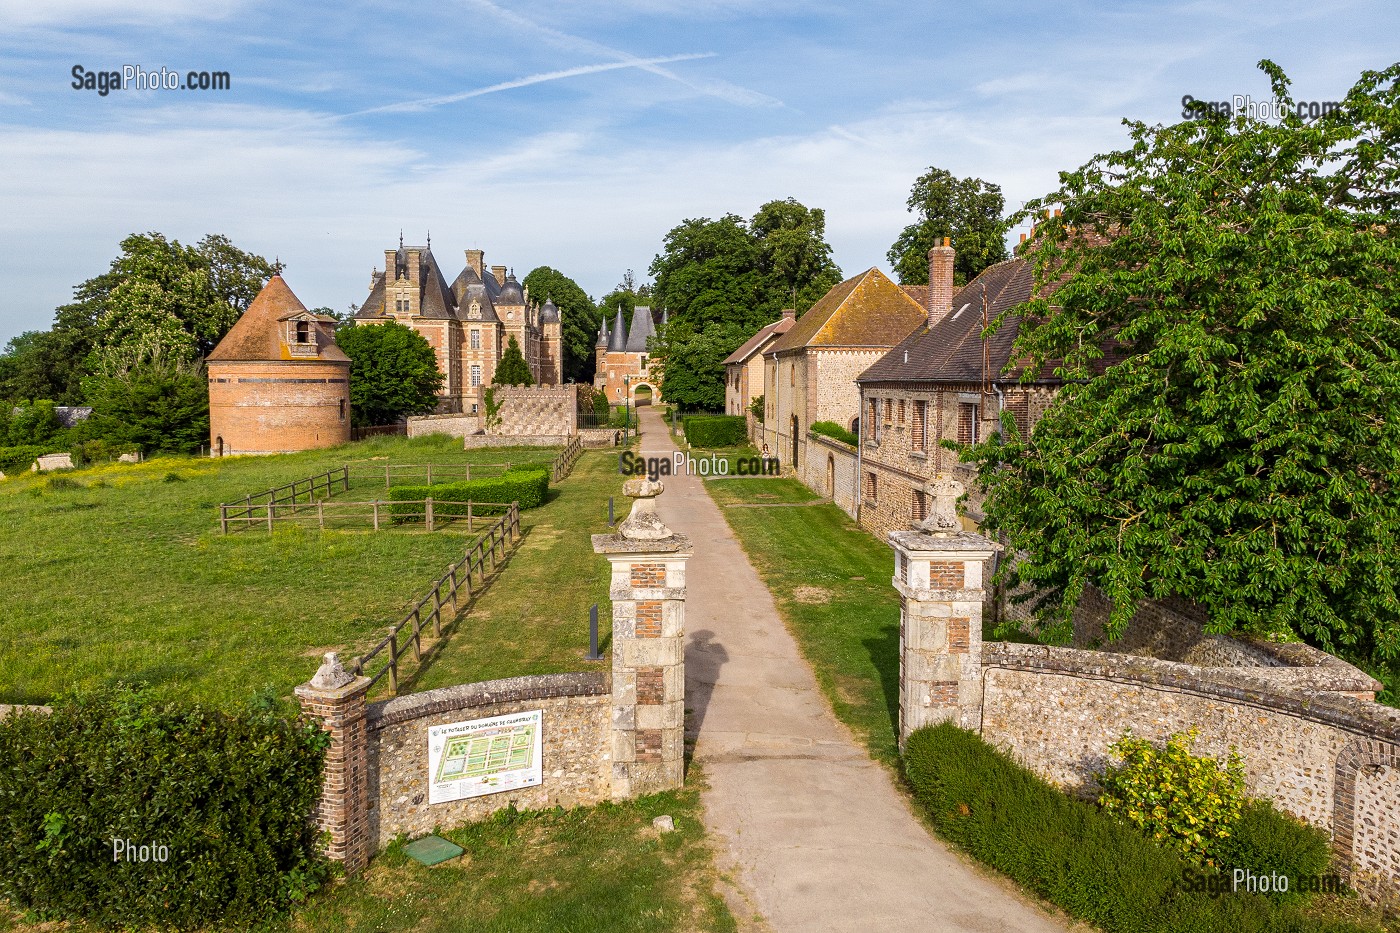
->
[637,407,1068,932]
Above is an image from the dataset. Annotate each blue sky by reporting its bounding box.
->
[0,0,1395,344]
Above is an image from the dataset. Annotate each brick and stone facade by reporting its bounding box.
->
[761,268,925,475]
[356,242,562,414]
[595,306,663,407]
[207,275,351,456]
[723,310,794,422]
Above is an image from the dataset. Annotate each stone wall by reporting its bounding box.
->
[407,413,481,439]
[488,385,578,437]
[799,434,858,518]
[365,673,611,850]
[977,642,1400,899]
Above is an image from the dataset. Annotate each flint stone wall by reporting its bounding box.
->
[978,642,1400,900]
[365,672,610,851]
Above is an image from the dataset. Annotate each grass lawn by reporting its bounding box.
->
[282,783,737,933]
[0,782,740,933]
[403,448,628,694]
[0,435,559,709]
[704,476,902,765]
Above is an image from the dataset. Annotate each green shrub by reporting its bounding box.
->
[609,406,639,429]
[902,723,1377,933]
[1216,801,1334,901]
[1098,729,1246,867]
[683,414,747,448]
[0,686,329,929]
[748,394,765,423]
[0,444,58,472]
[387,468,550,520]
[45,476,83,492]
[810,420,857,447]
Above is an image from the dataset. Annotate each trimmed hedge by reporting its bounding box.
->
[0,687,329,930]
[903,723,1374,933]
[683,414,747,448]
[810,420,858,447]
[388,467,550,519]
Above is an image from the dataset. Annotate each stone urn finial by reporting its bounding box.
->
[913,474,964,536]
[310,651,355,690]
[618,477,672,540]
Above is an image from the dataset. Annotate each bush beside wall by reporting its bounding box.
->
[0,687,329,930]
[810,420,858,447]
[387,468,550,519]
[683,415,747,448]
[902,723,1375,933]
[0,444,60,472]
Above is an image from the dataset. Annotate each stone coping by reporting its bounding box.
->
[982,642,1400,741]
[592,532,693,555]
[367,671,610,731]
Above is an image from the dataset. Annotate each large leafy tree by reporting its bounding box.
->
[336,321,443,426]
[80,362,210,454]
[887,167,1009,286]
[649,199,841,410]
[522,266,600,383]
[969,61,1400,671]
[493,336,534,387]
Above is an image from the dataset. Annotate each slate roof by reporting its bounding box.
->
[766,268,926,355]
[857,258,1043,385]
[540,298,560,323]
[497,272,525,306]
[608,307,627,352]
[723,315,795,366]
[625,306,656,353]
[208,275,350,363]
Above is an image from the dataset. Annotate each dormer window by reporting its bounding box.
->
[295,321,311,344]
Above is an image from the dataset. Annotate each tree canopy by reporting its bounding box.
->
[493,336,534,387]
[521,266,599,383]
[887,167,1009,286]
[336,321,443,426]
[649,198,842,410]
[968,61,1400,672]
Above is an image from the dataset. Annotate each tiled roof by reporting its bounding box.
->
[208,276,350,363]
[857,258,1042,385]
[900,284,930,308]
[766,268,926,354]
[625,306,657,352]
[723,316,794,365]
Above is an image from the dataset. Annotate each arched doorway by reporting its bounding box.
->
[827,454,835,497]
[632,383,654,406]
[215,436,225,458]
[790,415,800,471]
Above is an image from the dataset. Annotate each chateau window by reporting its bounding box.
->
[641,355,648,371]
[470,364,481,387]
[884,398,892,423]
[294,321,310,344]
[897,399,905,424]
[789,366,794,387]
[470,329,481,350]
[913,489,927,521]
[867,399,878,440]
[913,400,927,451]
[958,403,979,445]
[338,398,346,422]
[865,471,878,502]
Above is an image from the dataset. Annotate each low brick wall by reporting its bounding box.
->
[365,673,610,851]
[978,642,1400,900]
[800,434,858,518]
[580,427,622,448]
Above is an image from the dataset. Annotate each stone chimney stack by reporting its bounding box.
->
[491,265,508,287]
[927,237,955,329]
[781,308,796,321]
[465,249,484,279]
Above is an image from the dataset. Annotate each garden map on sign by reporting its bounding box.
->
[435,722,537,783]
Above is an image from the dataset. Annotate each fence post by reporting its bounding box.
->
[410,609,422,662]
[388,634,399,694]
[372,501,380,531]
[466,463,471,481]
[426,463,433,485]
[449,566,459,613]
[267,502,274,533]
[318,500,325,530]
[425,497,434,533]
[220,504,228,535]
[587,603,602,660]
[433,586,444,637]
[343,465,350,493]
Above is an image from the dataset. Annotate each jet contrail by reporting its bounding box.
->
[344,53,716,118]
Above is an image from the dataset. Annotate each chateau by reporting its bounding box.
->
[595,305,664,405]
[355,240,562,414]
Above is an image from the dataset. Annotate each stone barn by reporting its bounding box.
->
[206,275,351,456]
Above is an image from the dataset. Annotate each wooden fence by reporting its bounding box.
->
[349,461,517,488]
[550,435,583,482]
[218,467,350,534]
[352,502,522,693]
[219,497,512,533]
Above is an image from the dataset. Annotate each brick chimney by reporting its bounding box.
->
[927,237,955,328]
[491,265,507,287]
[781,308,796,321]
[465,249,484,279]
